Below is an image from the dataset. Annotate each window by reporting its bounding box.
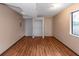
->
[71,10,79,36]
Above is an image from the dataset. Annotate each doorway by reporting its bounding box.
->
[34,20,42,36]
[24,19,33,36]
[32,17,44,38]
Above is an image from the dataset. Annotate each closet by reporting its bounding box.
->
[24,17,44,38]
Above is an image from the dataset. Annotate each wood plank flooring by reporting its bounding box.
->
[1,36,77,56]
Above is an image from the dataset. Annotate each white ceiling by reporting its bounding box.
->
[5,3,72,18]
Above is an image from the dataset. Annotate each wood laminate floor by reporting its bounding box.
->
[1,36,77,56]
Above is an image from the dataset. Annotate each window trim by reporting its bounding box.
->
[70,10,79,37]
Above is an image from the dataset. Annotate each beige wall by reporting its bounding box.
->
[44,16,53,36]
[53,3,79,55]
[0,4,24,54]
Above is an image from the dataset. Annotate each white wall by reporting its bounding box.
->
[24,19,33,36]
[53,3,79,55]
[44,17,53,36]
[0,4,24,54]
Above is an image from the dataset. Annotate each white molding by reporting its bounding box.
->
[69,12,79,38]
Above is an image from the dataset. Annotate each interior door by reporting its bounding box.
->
[34,20,42,36]
[25,19,32,36]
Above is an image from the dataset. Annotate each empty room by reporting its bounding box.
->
[0,3,79,56]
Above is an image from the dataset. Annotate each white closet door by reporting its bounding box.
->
[25,19,32,36]
[34,20,42,36]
